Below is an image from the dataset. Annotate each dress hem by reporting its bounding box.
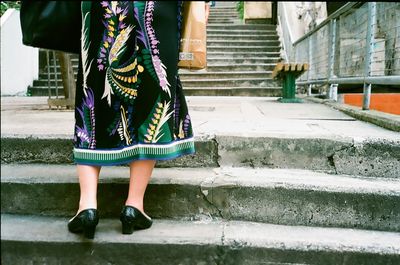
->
[73,138,195,166]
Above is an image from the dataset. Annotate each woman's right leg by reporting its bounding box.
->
[76,165,101,213]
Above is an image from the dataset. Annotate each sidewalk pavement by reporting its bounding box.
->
[1,96,399,142]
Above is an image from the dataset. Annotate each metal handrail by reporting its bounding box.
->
[293,2,361,46]
[290,2,400,110]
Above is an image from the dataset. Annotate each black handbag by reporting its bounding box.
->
[20,1,82,54]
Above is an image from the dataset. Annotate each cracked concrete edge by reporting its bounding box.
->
[199,169,224,219]
[303,96,400,132]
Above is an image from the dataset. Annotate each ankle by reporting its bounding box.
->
[125,200,144,212]
[78,203,97,213]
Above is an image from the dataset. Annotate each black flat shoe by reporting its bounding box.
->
[120,205,153,234]
[68,209,99,239]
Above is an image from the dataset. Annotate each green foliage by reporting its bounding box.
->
[236,1,244,20]
[1,1,21,17]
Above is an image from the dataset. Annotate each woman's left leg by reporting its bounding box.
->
[125,160,156,218]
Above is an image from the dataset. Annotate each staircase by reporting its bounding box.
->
[28,2,282,97]
[180,3,282,96]
[3,2,400,265]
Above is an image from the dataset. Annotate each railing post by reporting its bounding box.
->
[307,36,312,96]
[328,19,338,101]
[363,2,376,110]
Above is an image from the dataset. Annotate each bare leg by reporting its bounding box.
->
[76,165,101,214]
[125,160,156,219]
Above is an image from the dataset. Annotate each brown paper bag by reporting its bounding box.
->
[178,1,207,70]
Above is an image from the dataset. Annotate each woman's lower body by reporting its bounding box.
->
[69,1,194,238]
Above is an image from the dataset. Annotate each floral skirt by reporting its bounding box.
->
[73,1,195,166]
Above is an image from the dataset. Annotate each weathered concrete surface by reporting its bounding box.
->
[2,96,399,176]
[304,96,400,132]
[333,139,400,178]
[2,165,400,231]
[2,214,400,265]
[216,136,350,173]
[0,135,219,168]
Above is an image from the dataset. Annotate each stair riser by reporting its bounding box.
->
[183,88,282,97]
[3,242,396,265]
[181,79,281,87]
[0,138,218,168]
[216,136,400,179]
[209,14,239,18]
[207,19,240,23]
[208,47,280,52]
[199,65,277,72]
[207,24,276,30]
[37,59,280,76]
[207,40,280,46]
[29,87,283,97]
[33,80,76,88]
[2,178,399,231]
[206,58,282,64]
[41,57,283,71]
[2,137,399,178]
[180,73,273,79]
[208,35,279,40]
[207,52,281,58]
[207,30,277,35]
[28,87,64,97]
[34,72,278,85]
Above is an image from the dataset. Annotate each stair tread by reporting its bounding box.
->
[179,70,273,74]
[2,164,399,195]
[2,213,399,254]
[183,86,282,90]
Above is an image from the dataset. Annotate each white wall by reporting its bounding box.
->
[281,2,327,43]
[1,9,39,96]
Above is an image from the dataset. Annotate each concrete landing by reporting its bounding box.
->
[1,96,399,141]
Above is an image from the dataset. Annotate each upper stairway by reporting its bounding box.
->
[28,2,283,97]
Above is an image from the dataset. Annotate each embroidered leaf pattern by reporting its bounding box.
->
[75,88,96,149]
[139,98,173,143]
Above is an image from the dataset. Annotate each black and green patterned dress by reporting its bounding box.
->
[73,1,195,166]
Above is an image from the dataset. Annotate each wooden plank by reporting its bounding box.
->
[272,62,310,79]
[271,62,284,79]
[284,64,290,71]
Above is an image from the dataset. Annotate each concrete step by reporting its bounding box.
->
[207,51,281,58]
[207,40,280,46]
[0,135,218,168]
[28,86,283,98]
[207,24,276,30]
[182,87,282,97]
[28,87,65,97]
[44,56,283,67]
[205,57,282,64]
[38,73,77,81]
[208,13,239,18]
[200,64,277,72]
[207,34,279,40]
[33,80,77,88]
[179,71,274,80]
[180,77,281,87]
[207,29,277,35]
[2,129,399,178]
[207,18,240,24]
[2,165,399,231]
[34,71,278,85]
[207,46,280,52]
[2,214,399,265]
